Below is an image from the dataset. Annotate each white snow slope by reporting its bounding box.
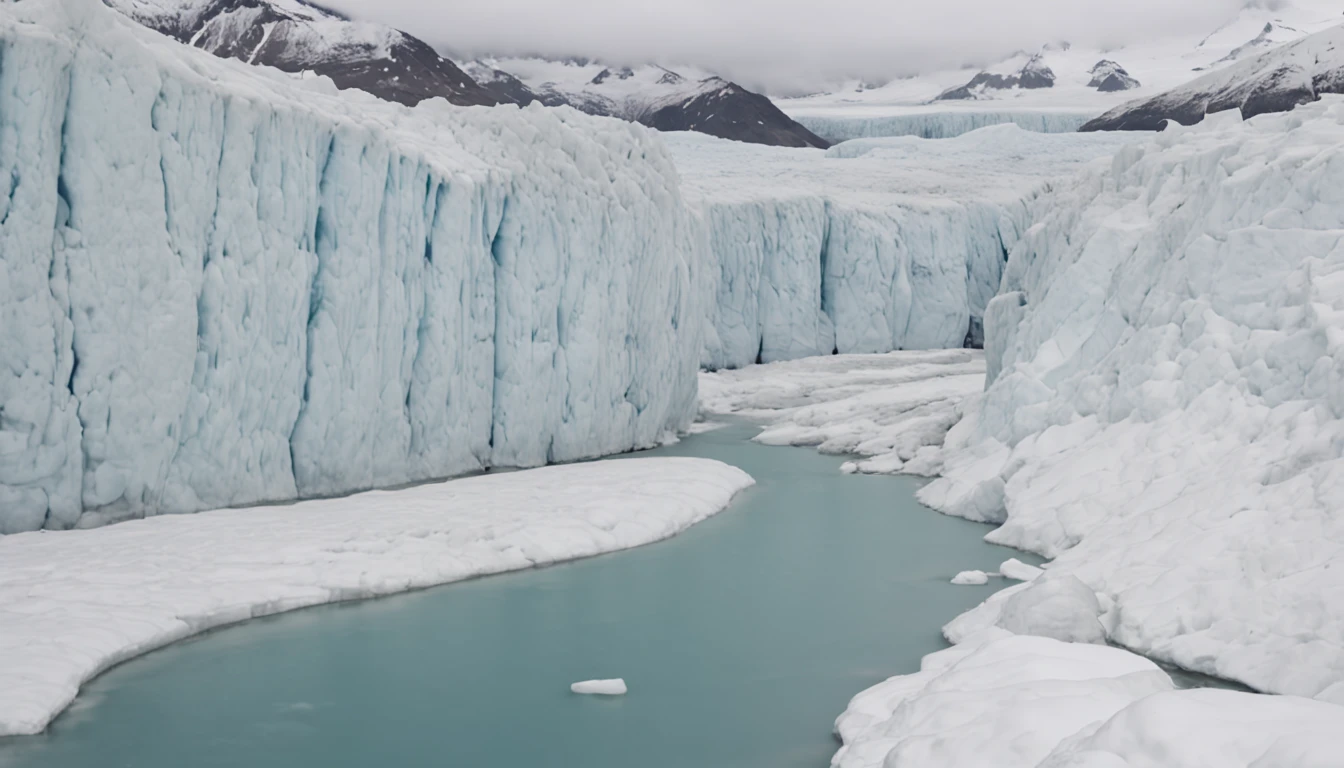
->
[921,98,1344,700]
[0,0,705,532]
[668,128,1140,369]
[0,457,754,736]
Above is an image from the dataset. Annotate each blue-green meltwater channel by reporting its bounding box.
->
[0,422,1037,768]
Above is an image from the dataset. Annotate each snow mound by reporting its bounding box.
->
[0,457,752,736]
[0,0,704,532]
[831,633,1175,768]
[831,632,1344,768]
[923,98,1344,698]
[570,679,628,695]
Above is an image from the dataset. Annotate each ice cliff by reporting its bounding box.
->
[0,0,703,533]
[790,111,1096,143]
[923,100,1344,699]
[667,127,1139,370]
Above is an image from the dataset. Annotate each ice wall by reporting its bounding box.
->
[0,0,702,533]
[667,128,1139,370]
[921,101,1344,698]
[791,111,1096,143]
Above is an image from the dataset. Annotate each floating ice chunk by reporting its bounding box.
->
[951,570,990,585]
[570,679,628,695]
[999,558,1044,582]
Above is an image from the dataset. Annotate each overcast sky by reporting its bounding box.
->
[322,0,1252,94]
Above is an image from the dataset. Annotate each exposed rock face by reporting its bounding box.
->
[644,80,831,149]
[1082,22,1344,132]
[936,53,1056,100]
[1088,60,1141,92]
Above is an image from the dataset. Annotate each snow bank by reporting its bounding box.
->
[666,127,1139,369]
[792,110,1096,143]
[921,99,1344,698]
[0,457,753,736]
[698,351,985,474]
[0,0,704,532]
[831,632,1344,768]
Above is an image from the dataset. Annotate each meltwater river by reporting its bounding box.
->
[0,422,1036,768]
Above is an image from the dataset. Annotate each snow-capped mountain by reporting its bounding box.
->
[467,58,830,149]
[934,53,1058,101]
[110,0,500,106]
[108,0,827,148]
[776,0,1343,141]
[1081,21,1344,131]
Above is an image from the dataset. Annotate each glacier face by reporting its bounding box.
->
[790,111,1096,143]
[922,100,1344,698]
[0,0,702,533]
[668,127,1140,370]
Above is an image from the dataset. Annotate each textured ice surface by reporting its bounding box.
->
[0,457,752,735]
[570,679,628,695]
[920,100,1344,698]
[830,631,1344,768]
[668,127,1139,369]
[698,350,985,475]
[0,0,703,532]
[793,111,1095,142]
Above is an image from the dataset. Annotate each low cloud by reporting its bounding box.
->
[321,0,1249,94]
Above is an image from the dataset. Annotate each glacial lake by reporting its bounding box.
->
[0,422,1037,768]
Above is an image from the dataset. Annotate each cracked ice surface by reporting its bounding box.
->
[0,457,753,736]
[667,127,1140,369]
[698,350,985,476]
[0,0,704,532]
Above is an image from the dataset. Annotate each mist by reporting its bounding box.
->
[320,0,1250,95]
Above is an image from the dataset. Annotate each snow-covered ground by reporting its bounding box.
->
[0,0,704,532]
[668,128,1140,369]
[777,0,1343,140]
[0,457,753,736]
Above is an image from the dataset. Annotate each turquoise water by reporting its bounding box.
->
[0,423,1037,768]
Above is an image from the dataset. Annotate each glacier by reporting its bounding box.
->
[668,127,1140,370]
[789,110,1097,143]
[0,0,704,533]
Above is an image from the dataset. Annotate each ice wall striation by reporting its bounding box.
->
[790,111,1096,143]
[922,100,1344,698]
[0,0,702,533]
[668,127,1139,370]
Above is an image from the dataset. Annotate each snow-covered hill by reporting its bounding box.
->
[779,0,1344,141]
[469,57,830,149]
[1082,22,1344,131]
